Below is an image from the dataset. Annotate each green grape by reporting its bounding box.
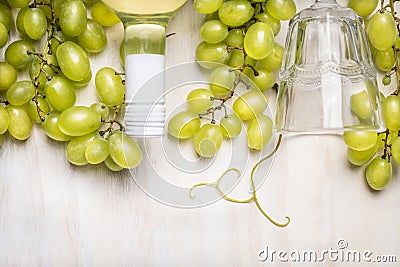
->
[77,19,107,53]
[252,68,275,91]
[168,111,201,139]
[91,1,120,26]
[0,22,7,48]
[209,65,237,97]
[24,7,47,40]
[195,41,229,69]
[220,114,242,138]
[186,88,214,113]
[90,102,109,121]
[365,157,392,190]
[95,67,125,105]
[72,70,92,87]
[228,49,245,68]
[383,95,400,131]
[382,76,391,86]
[205,11,219,21]
[193,123,223,157]
[257,43,284,71]
[348,0,378,18]
[108,132,142,169]
[194,0,223,14]
[350,90,373,120]
[66,132,97,165]
[58,106,102,136]
[0,105,9,134]
[6,0,30,8]
[5,40,35,69]
[45,76,76,112]
[27,97,50,123]
[56,41,91,82]
[104,156,124,172]
[266,0,296,21]
[373,48,395,72]
[6,105,32,140]
[347,143,377,166]
[119,40,125,66]
[39,4,52,19]
[244,22,274,60]
[28,58,57,90]
[59,0,87,37]
[392,136,400,165]
[42,111,73,141]
[218,0,254,27]
[368,12,397,50]
[233,90,268,121]
[343,131,378,151]
[0,62,18,91]
[246,115,273,150]
[0,3,12,31]
[254,11,281,36]
[200,20,228,44]
[225,28,244,47]
[16,7,29,38]
[6,81,35,106]
[85,138,109,164]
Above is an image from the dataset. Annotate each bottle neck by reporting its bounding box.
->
[124,23,166,55]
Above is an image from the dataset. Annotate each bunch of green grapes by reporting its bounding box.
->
[0,0,142,171]
[345,0,400,190]
[167,0,296,158]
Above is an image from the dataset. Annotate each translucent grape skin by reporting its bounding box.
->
[85,138,109,164]
[5,40,35,69]
[23,7,47,40]
[225,29,244,47]
[44,76,76,112]
[218,0,254,27]
[254,11,281,36]
[59,0,87,37]
[66,132,97,166]
[228,49,245,68]
[58,106,102,136]
[42,111,73,142]
[368,12,397,50]
[91,1,120,26]
[6,81,35,106]
[383,95,400,131]
[392,136,400,165]
[373,48,395,72]
[0,22,7,48]
[104,156,124,172]
[194,0,223,14]
[168,111,201,139]
[56,41,91,82]
[256,43,284,71]
[365,157,392,190]
[0,3,13,31]
[0,105,9,134]
[186,88,214,113]
[266,0,296,21]
[348,0,378,18]
[209,65,237,97]
[252,68,275,91]
[90,102,109,121]
[6,104,32,141]
[350,90,373,120]
[193,123,224,157]
[77,19,107,53]
[244,22,274,60]
[108,132,142,169]
[0,62,18,90]
[200,20,228,44]
[195,41,229,69]
[95,67,125,106]
[220,114,242,138]
[347,143,377,166]
[246,115,273,150]
[343,131,378,151]
[233,90,268,121]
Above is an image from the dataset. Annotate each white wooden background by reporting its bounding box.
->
[1,0,399,266]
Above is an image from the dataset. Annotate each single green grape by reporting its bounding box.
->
[66,132,97,165]
[6,81,35,106]
[59,0,87,37]
[45,76,76,112]
[91,1,120,26]
[186,88,214,113]
[168,111,201,139]
[246,115,273,150]
[95,67,125,106]
[382,76,391,86]
[108,132,142,169]
[266,0,296,21]
[343,131,378,151]
[6,104,32,140]
[56,41,91,82]
[209,65,237,97]
[347,143,377,166]
[42,111,73,142]
[391,136,400,165]
[368,12,397,50]
[373,48,395,72]
[225,28,244,47]
[350,90,373,120]
[254,11,281,36]
[24,7,47,40]
[383,95,400,131]
[104,156,124,172]
[5,40,35,69]
[195,41,229,69]
[194,0,223,14]
[0,62,18,91]
[85,138,109,164]
[90,102,109,121]
[58,106,102,136]
[220,114,242,138]
[27,97,50,124]
[0,105,9,134]
[244,22,274,60]
[200,20,228,44]
[228,49,245,68]
[0,22,7,48]
[233,90,268,121]
[218,0,254,27]
[6,0,30,8]
[193,123,224,157]
[252,68,275,91]
[77,19,107,53]
[16,7,29,38]
[365,157,392,190]
[348,0,378,18]
[256,43,284,71]
[0,3,13,31]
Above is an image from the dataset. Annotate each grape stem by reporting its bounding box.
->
[189,134,290,227]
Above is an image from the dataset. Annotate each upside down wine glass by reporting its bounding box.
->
[102,0,188,137]
[275,0,385,134]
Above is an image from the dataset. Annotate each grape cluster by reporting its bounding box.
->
[0,0,142,171]
[167,0,296,158]
[345,0,400,190]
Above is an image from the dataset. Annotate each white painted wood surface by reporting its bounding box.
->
[1,1,399,266]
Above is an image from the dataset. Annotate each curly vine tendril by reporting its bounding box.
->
[190,134,290,227]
